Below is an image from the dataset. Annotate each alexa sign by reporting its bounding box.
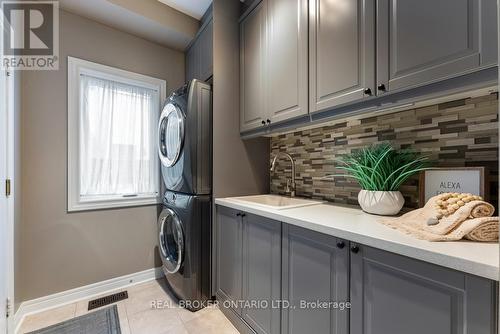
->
[419,167,487,206]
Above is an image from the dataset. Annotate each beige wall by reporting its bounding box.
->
[19,10,185,301]
[212,0,269,199]
[212,0,270,294]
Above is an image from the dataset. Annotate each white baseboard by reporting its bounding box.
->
[14,267,164,333]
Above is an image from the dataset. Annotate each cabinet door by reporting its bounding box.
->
[267,0,308,123]
[216,206,243,315]
[282,224,349,334]
[240,2,267,132]
[309,0,375,113]
[350,244,497,334]
[199,19,213,81]
[186,43,198,82]
[376,0,496,94]
[242,214,281,334]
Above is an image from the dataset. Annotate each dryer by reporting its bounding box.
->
[158,80,212,195]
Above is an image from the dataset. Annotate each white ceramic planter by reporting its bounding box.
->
[358,190,404,216]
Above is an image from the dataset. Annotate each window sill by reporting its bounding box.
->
[68,195,162,212]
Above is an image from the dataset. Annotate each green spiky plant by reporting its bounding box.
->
[335,143,431,191]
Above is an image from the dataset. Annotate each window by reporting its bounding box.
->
[68,57,166,211]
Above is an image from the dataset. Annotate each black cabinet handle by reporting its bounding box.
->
[350,245,360,254]
[363,88,372,96]
[377,83,386,91]
[236,213,241,217]
[266,119,271,124]
[336,241,345,249]
[241,213,246,217]
[261,120,266,125]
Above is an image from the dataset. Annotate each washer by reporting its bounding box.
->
[158,79,212,195]
[157,191,211,310]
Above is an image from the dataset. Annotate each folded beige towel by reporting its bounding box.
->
[380,194,498,242]
[463,217,499,241]
[426,200,495,235]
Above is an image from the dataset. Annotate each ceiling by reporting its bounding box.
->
[157,0,212,20]
[59,0,201,50]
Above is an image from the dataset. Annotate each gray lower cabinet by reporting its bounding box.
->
[350,243,497,334]
[216,207,497,334]
[242,213,281,334]
[216,207,281,334]
[216,206,243,315]
[309,0,375,113]
[376,0,498,94]
[281,224,349,334]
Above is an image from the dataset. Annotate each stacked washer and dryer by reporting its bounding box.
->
[157,79,212,311]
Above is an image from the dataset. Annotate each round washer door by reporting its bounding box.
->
[158,102,184,167]
[158,209,184,274]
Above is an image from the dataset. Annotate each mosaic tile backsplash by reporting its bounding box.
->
[270,93,499,210]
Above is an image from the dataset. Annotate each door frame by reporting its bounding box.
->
[497,1,499,331]
[0,10,16,332]
[1,66,15,334]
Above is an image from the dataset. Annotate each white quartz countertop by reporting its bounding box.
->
[215,197,499,281]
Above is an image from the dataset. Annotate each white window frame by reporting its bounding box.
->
[67,56,166,212]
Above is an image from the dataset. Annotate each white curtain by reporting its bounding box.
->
[79,74,158,198]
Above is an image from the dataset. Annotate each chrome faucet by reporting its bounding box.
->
[270,152,296,197]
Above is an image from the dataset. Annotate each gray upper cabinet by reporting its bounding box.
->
[267,0,308,123]
[376,0,498,94]
[350,244,497,334]
[240,0,309,132]
[242,213,281,334]
[309,0,375,113]
[199,20,213,81]
[186,42,199,83]
[239,0,497,135]
[281,224,349,334]
[240,1,268,132]
[216,206,243,315]
[186,18,213,82]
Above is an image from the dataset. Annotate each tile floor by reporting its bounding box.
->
[18,279,239,334]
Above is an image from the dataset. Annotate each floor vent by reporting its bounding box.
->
[88,291,128,311]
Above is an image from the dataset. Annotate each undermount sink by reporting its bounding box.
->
[231,194,324,210]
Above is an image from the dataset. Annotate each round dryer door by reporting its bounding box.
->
[158,102,184,167]
[158,209,184,274]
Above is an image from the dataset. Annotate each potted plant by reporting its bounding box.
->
[335,143,430,215]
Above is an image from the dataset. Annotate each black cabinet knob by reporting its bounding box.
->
[336,241,345,249]
[241,213,246,217]
[363,88,372,96]
[266,119,271,124]
[350,245,360,254]
[236,213,241,217]
[377,83,386,91]
[261,120,266,125]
